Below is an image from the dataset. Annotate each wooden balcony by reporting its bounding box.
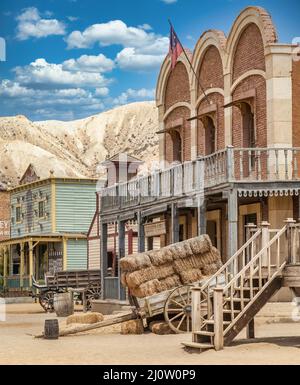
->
[100,147,300,214]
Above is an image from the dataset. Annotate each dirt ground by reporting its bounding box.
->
[0,302,300,365]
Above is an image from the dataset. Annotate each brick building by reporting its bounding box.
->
[96,6,300,301]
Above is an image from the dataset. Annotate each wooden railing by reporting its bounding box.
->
[100,147,300,212]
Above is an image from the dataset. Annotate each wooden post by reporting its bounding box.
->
[191,287,202,343]
[228,189,238,268]
[118,219,126,300]
[20,242,24,288]
[226,145,234,181]
[171,203,179,244]
[213,287,224,351]
[245,223,257,263]
[137,211,145,253]
[3,246,8,288]
[284,218,296,264]
[100,221,108,300]
[29,240,33,287]
[261,221,270,266]
[246,318,255,339]
[197,195,206,236]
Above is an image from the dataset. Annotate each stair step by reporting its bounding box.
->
[204,320,231,326]
[182,342,214,350]
[225,297,251,303]
[223,309,240,314]
[193,330,215,337]
[234,287,259,291]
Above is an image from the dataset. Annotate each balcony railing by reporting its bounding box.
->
[100,147,300,213]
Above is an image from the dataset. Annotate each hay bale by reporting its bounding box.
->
[179,269,203,284]
[125,265,174,288]
[169,241,193,260]
[159,274,182,291]
[149,321,174,335]
[66,312,104,325]
[121,319,144,335]
[130,279,162,298]
[120,253,152,272]
[147,248,173,266]
[120,272,127,287]
[173,255,204,273]
[202,263,219,276]
[188,235,212,255]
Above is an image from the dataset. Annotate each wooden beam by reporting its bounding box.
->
[228,189,238,263]
[29,240,33,287]
[137,211,145,253]
[171,203,179,244]
[100,222,108,300]
[20,242,24,288]
[213,287,224,351]
[246,318,255,339]
[197,195,206,236]
[118,220,126,301]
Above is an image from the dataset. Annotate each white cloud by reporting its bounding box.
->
[116,48,165,71]
[16,7,66,40]
[95,87,109,97]
[138,24,152,31]
[65,19,168,54]
[113,88,155,106]
[63,54,115,73]
[14,58,111,89]
[161,0,177,3]
[67,16,79,22]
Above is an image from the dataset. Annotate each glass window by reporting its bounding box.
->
[16,206,21,223]
[38,201,45,218]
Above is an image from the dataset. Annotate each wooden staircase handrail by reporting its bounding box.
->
[222,224,287,291]
[200,228,262,292]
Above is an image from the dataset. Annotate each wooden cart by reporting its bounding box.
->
[32,269,101,312]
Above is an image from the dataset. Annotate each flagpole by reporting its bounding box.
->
[168,19,211,105]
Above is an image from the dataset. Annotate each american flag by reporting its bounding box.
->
[169,25,183,70]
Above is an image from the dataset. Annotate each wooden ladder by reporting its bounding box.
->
[183,220,296,352]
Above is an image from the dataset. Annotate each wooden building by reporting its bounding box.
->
[0,165,97,293]
[96,6,300,302]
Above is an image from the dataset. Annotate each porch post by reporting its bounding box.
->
[29,240,33,287]
[20,242,24,288]
[197,195,207,235]
[100,221,108,300]
[171,203,179,244]
[261,221,270,266]
[228,189,238,263]
[3,246,8,287]
[118,219,126,300]
[137,211,145,253]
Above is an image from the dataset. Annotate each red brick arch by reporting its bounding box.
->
[232,23,266,83]
[164,62,190,112]
[198,45,224,95]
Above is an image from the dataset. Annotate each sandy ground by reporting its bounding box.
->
[0,303,300,365]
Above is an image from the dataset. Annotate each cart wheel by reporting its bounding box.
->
[39,291,55,313]
[86,285,101,311]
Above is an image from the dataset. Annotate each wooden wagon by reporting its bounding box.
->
[128,275,225,334]
[32,269,101,312]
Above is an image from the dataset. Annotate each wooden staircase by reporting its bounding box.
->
[183,219,300,352]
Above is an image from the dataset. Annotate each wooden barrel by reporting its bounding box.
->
[53,292,74,317]
[44,319,59,340]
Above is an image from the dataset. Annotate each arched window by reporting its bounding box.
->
[203,116,216,155]
[241,102,255,149]
[171,130,182,163]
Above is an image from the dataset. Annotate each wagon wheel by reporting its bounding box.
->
[86,285,101,311]
[164,285,209,334]
[39,291,55,313]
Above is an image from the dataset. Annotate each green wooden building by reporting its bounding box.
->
[0,165,97,293]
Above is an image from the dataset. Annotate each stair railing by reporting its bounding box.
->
[198,228,262,321]
[221,223,289,334]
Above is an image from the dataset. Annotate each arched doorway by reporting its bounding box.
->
[171,130,182,163]
[203,116,216,155]
[241,102,255,171]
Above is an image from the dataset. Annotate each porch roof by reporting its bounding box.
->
[0,232,87,246]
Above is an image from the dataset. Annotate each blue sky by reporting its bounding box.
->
[0,0,299,121]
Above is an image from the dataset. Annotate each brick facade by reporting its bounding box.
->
[164,62,190,112]
[165,106,191,163]
[198,45,224,93]
[232,23,266,82]
[0,191,10,241]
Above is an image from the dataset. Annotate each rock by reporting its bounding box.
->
[66,312,104,325]
[121,319,144,335]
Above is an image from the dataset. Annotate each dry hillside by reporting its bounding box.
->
[0,101,159,188]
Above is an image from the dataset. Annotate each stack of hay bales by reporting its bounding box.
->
[120,235,222,298]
